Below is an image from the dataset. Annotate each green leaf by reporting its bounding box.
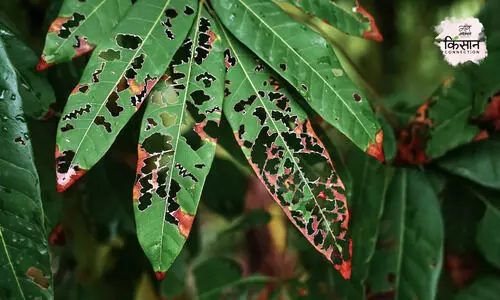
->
[212,0,382,154]
[55,0,198,192]
[438,139,500,191]
[367,169,444,300]
[275,0,382,41]
[454,277,500,300]
[0,19,56,119]
[471,188,500,269]
[194,257,269,300]
[133,6,224,273]
[347,148,393,281]
[0,40,52,299]
[221,29,351,278]
[39,0,132,67]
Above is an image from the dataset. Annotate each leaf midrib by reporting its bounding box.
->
[221,26,341,251]
[238,0,374,145]
[70,0,171,168]
[0,226,26,300]
[157,2,202,271]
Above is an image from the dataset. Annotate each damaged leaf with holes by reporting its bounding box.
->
[213,0,383,160]
[40,0,132,68]
[221,32,352,279]
[55,0,197,192]
[0,40,52,299]
[133,7,225,274]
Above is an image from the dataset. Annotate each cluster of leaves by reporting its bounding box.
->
[1,0,500,299]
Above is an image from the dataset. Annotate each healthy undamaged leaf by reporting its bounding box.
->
[55,0,198,192]
[133,6,224,273]
[0,20,56,119]
[212,0,383,159]
[438,138,500,191]
[455,277,500,300]
[367,169,444,300]
[471,188,500,269]
[39,0,132,68]
[0,40,52,299]
[347,147,393,282]
[221,29,351,279]
[276,0,383,41]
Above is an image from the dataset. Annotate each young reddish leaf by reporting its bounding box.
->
[39,0,132,67]
[221,28,351,279]
[55,0,198,192]
[133,6,225,273]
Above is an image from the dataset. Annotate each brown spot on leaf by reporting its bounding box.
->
[55,146,87,192]
[353,93,362,102]
[26,267,49,289]
[172,209,194,238]
[48,16,71,35]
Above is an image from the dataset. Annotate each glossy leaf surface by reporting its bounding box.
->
[40,0,132,67]
[438,139,500,191]
[221,30,351,279]
[212,0,382,154]
[367,169,443,300]
[0,20,56,119]
[133,7,224,272]
[55,0,198,192]
[0,40,52,300]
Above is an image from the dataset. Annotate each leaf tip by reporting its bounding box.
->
[355,1,384,42]
[335,238,352,280]
[366,129,385,163]
[36,56,53,71]
[155,271,167,281]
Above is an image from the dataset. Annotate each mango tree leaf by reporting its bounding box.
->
[221,29,351,278]
[133,6,224,273]
[39,0,132,68]
[276,0,383,41]
[367,169,444,300]
[470,188,500,269]
[0,40,52,300]
[55,0,198,192]
[347,148,393,282]
[212,0,382,158]
[0,19,56,119]
[455,277,500,300]
[438,139,500,191]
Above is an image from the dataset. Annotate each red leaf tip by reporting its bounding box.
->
[355,1,384,42]
[366,129,386,163]
[36,57,53,71]
[155,271,167,281]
